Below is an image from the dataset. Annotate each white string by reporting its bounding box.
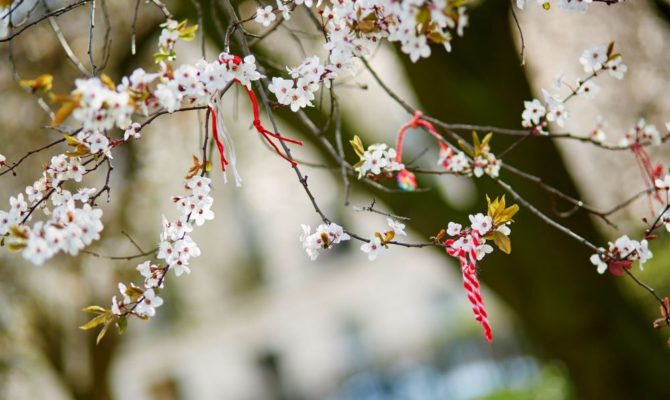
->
[215,99,243,187]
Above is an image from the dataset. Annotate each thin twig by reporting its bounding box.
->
[46,10,90,75]
[0,0,90,43]
[354,199,411,221]
[87,0,97,76]
[509,0,526,66]
[131,0,141,55]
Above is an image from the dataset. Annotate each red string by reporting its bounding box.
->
[631,143,663,204]
[209,105,228,171]
[395,111,445,164]
[242,85,304,167]
[208,54,304,172]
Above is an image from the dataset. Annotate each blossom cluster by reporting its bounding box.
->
[587,173,670,276]
[516,0,624,12]
[1,155,102,265]
[437,144,470,175]
[619,118,665,148]
[444,213,511,262]
[61,31,262,138]
[521,44,627,135]
[299,218,408,261]
[360,218,407,261]
[300,222,351,260]
[590,235,652,275]
[155,19,199,62]
[268,56,332,112]
[471,143,500,178]
[260,1,469,112]
[445,133,501,178]
[111,175,213,319]
[354,143,404,179]
[72,77,134,132]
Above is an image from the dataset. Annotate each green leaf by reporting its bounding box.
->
[490,231,512,254]
[457,139,473,157]
[96,320,113,345]
[349,135,365,159]
[79,312,110,331]
[117,317,128,335]
[481,132,493,148]
[82,305,107,314]
[472,131,480,154]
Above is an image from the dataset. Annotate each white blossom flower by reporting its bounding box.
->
[475,242,494,261]
[255,6,276,27]
[521,99,546,126]
[355,144,403,179]
[447,222,462,236]
[387,218,406,236]
[590,116,607,143]
[360,236,384,261]
[579,45,607,73]
[469,213,492,236]
[606,56,627,79]
[190,203,215,226]
[134,289,164,317]
[276,0,291,20]
[546,103,568,127]
[590,253,608,274]
[137,261,163,288]
[402,35,431,63]
[300,222,350,260]
[577,80,599,99]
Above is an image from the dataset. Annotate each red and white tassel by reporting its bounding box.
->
[446,233,493,343]
[210,100,243,186]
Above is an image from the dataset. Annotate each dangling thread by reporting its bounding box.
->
[211,54,303,171]
[394,111,449,191]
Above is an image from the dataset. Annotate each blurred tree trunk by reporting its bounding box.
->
[186,1,670,398]
[381,2,670,399]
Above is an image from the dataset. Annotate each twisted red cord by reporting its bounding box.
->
[445,233,493,343]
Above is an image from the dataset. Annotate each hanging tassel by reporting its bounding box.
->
[208,101,243,186]
[446,233,493,343]
[215,101,243,186]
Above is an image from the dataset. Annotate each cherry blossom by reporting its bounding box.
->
[590,235,654,276]
[254,5,276,27]
[521,99,546,127]
[577,80,599,98]
[134,289,164,318]
[469,214,493,236]
[387,218,407,237]
[579,45,607,73]
[300,222,351,260]
[354,143,404,179]
[360,236,384,261]
[607,56,627,79]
